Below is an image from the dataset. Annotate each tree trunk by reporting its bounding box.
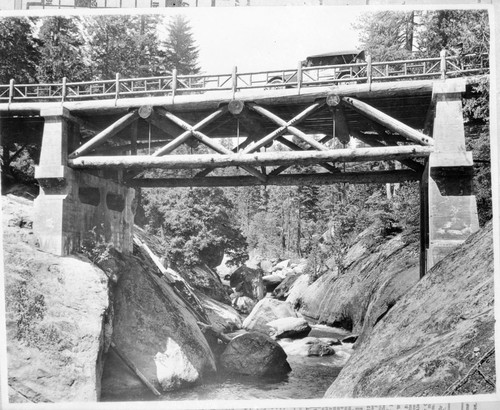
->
[406,12,415,52]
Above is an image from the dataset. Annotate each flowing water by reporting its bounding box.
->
[101,339,352,402]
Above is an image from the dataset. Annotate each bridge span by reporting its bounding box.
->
[0,52,487,276]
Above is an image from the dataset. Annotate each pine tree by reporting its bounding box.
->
[162,15,200,75]
[37,17,89,82]
[0,17,40,84]
[354,11,417,61]
[416,10,489,57]
[85,15,163,79]
[143,187,248,268]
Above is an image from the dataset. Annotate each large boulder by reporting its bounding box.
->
[299,224,420,334]
[262,274,283,292]
[267,317,311,339]
[197,292,243,333]
[272,259,290,272]
[102,251,216,394]
[325,222,495,398]
[232,295,256,314]
[229,265,264,300]
[3,196,111,402]
[243,298,299,333]
[279,337,339,357]
[178,264,231,304]
[220,332,291,377]
[154,338,200,391]
[272,272,300,300]
[260,259,274,274]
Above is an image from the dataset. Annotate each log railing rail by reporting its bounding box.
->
[0,51,488,104]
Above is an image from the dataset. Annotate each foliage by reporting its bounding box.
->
[37,17,90,82]
[416,10,489,57]
[81,225,113,266]
[0,17,40,83]
[354,11,415,60]
[355,9,489,59]
[12,282,46,346]
[84,15,164,79]
[142,187,248,268]
[162,15,200,74]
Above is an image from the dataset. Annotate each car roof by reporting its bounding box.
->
[306,50,362,59]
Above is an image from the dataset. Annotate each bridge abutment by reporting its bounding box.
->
[422,79,480,275]
[34,107,136,256]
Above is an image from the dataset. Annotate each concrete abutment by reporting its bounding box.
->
[34,107,135,256]
[421,79,480,276]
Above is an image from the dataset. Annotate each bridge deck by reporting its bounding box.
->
[0,52,488,106]
[0,53,489,188]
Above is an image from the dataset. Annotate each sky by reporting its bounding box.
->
[1,5,363,75]
[183,7,362,74]
[182,7,362,74]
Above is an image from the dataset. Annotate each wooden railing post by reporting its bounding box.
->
[61,77,67,103]
[172,68,177,97]
[8,79,14,104]
[297,61,303,91]
[115,73,121,103]
[440,49,447,80]
[366,54,372,86]
[232,66,238,97]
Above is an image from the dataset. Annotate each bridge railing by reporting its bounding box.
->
[0,51,489,104]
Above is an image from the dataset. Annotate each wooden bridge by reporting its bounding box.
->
[0,50,488,276]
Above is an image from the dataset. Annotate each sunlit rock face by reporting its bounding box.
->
[325,222,495,398]
[155,338,200,391]
[243,298,300,334]
[4,196,111,403]
[103,252,216,395]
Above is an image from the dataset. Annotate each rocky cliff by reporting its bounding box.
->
[298,225,420,335]
[3,195,112,403]
[3,194,219,402]
[325,222,495,397]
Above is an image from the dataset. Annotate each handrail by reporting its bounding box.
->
[0,51,489,104]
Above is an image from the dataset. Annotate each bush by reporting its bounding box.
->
[81,225,112,266]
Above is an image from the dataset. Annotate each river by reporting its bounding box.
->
[101,338,352,402]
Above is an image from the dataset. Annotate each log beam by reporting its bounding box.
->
[352,130,425,172]
[245,102,327,153]
[153,107,266,182]
[152,106,227,156]
[127,170,421,188]
[272,135,339,175]
[195,136,254,178]
[342,96,434,146]
[68,110,139,158]
[68,145,433,170]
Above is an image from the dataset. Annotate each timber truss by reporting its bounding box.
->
[66,91,434,188]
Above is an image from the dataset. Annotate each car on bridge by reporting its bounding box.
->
[266,50,366,88]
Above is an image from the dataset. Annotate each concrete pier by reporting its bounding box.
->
[34,107,136,256]
[423,79,480,273]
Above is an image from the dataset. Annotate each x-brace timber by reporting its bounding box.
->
[244,101,326,154]
[150,106,266,182]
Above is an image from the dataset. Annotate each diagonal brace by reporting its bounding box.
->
[69,110,139,159]
[153,106,228,157]
[154,108,266,182]
[244,101,326,153]
[342,96,434,146]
